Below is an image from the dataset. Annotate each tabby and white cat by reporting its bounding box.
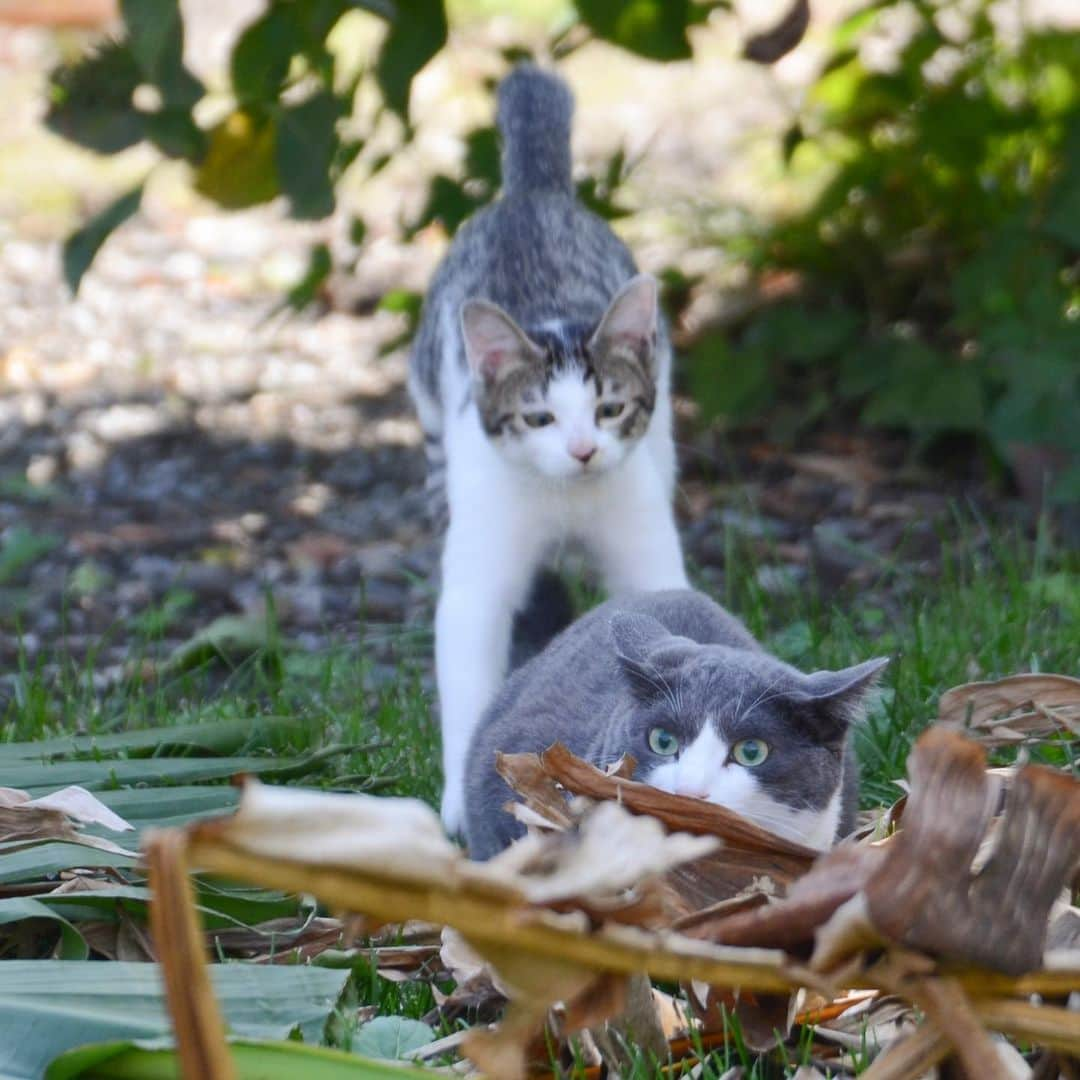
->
[409,66,688,834]
[465,589,888,859]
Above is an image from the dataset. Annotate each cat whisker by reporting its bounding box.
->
[735,671,789,725]
[633,662,680,714]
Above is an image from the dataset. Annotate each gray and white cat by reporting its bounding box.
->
[465,589,888,861]
[409,66,688,834]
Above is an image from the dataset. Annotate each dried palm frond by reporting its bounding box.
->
[144,724,1080,1080]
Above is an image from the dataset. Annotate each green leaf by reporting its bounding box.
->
[0,715,298,762]
[195,109,280,209]
[0,961,350,1080]
[62,184,144,295]
[745,302,861,365]
[120,0,203,106]
[274,91,343,219]
[1049,463,1080,505]
[144,108,207,162]
[352,1017,436,1060]
[48,1038,442,1080]
[687,336,775,421]
[375,0,448,118]
[781,122,805,164]
[574,0,692,61]
[44,41,145,154]
[0,754,322,799]
[0,898,88,959]
[285,243,333,310]
[1043,118,1080,248]
[231,5,302,104]
[863,344,986,434]
[27,880,301,938]
[33,882,302,940]
[0,843,139,885]
[95,786,240,825]
[378,289,422,319]
[163,612,276,673]
[409,174,483,236]
[0,526,62,585]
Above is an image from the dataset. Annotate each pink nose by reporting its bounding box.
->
[570,443,596,464]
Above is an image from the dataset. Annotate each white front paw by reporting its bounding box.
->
[440,784,465,838]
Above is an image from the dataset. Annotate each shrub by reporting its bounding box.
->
[690,0,1080,501]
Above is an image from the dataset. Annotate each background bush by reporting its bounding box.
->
[45,0,1079,502]
[691,0,1079,503]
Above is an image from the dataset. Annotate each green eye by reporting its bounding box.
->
[647,727,679,756]
[523,411,555,429]
[732,739,769,767]
[596,401,625,421]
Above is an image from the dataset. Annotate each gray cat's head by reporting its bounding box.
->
[459,275,658,479]
[607,613,888,849]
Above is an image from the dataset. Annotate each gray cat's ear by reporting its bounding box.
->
[796,657,890,737]
[610,612,670,664]
[589,275,658,362]
[610,612,677,701]
[461,299,544,383]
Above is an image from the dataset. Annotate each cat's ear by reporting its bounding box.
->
[461,300,544,383]
[610,612,677,702]
[794,657,890,739]
[589,275,658,364]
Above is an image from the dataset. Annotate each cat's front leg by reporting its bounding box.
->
[436,513,543,835]
[591,467,689,593]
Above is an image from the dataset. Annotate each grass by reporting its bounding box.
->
[712,512,1078,805]
[1,513,1077,1076]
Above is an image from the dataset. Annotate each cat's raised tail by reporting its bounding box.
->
[496,65,574,198]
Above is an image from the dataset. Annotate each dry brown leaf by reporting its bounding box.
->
[500,744,811,907]
[0,785,137,856]
[80,913,157,962]
[866,730,1080,974]
[691,843,886,952]
[462,1006,540,1080]
[970,998,1080,1059]
[652,986,691,1040]
[905,976,1004,1080]
[191,783,463,885]
[145,732,1080,1080]
[786,451,884,492]
[441,927,511,999]
[688,979,796,1053]
[539,743,818,862]
[207,915,345,963]
[46,876,122,896]
[938,672,1080,748]
[696,728,1080,979]
[1046,903,1080,951]
[482,800,717,910]
[859,1022,951,1080]
[579,974,664,1076]
[810,892,888,973]
[496,752,574,831]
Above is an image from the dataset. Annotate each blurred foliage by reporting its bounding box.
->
[42,0,1075,490]
[692,0,1080,500]
[45,0,738,295]
[47,0,450,293]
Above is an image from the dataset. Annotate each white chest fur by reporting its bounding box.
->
[433,337,687,833]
